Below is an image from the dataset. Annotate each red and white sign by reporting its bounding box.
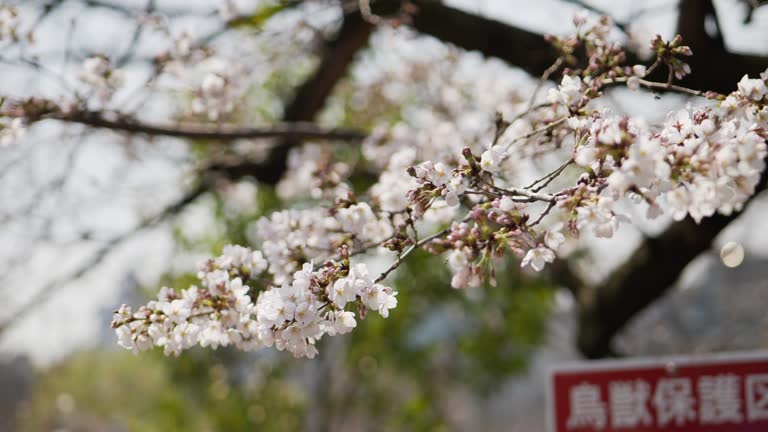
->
[548,351,768,432]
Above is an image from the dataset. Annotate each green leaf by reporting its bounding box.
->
[228,4,287,30]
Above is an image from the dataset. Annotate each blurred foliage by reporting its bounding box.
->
[17,349,302,432]
[227,3,291,30]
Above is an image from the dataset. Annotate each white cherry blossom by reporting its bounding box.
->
[521,246,555,271]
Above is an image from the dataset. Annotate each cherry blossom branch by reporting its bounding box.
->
[374,221,460,284]
[529,199,558,227]
[526,158,574,192]
[501,116,568,157]
[463,189,501,199]
[604,76,718,98]
[488,184,558,203]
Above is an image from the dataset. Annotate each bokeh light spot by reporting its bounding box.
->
[720,241,744,268]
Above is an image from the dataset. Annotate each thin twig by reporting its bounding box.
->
[464,189,501,198]
[529,199,558,227]
[527,158,574,192]
[603,76,716,98]
[374,222,457,284]
[510,102,550,124]
[527,57,563,111]
[643,58,661,77]
[500,116,568,160]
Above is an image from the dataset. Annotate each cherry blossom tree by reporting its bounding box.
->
[1,0,768,366]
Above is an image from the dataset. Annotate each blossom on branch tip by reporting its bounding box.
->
[574,145,598,167]
[0,118,25,146]
[548,75,585,108]
[737,75,767,102]
[480,146,505,172]
[521,245,555,271]
[80,56,124,104]
[545,225,566,251]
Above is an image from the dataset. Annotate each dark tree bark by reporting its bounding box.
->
[257,11,375,184]
[404,0,767,94]
[574,198,766,359]
[570,0,768,358]
[670,0,767,93]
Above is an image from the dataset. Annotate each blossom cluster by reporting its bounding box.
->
[409,160,468,208]
[383,23,768,288]
[412,103,766,288]
[253,202,391,284]
[112,245,396,358]
[0,117,25,146]
[277,143,352,200]
[369,147,419,212]
[593,103,767,223]
[430,196,566,289]
[74,15,253,119]
[191,59,245,121]
[0,8,740,360]
[80,56,125,104]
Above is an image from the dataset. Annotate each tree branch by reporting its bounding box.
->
[41,109,367,142]
[403,0,768,94]
[254,9,375,184]
[575,189,766,359]
[407,0,557,79]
